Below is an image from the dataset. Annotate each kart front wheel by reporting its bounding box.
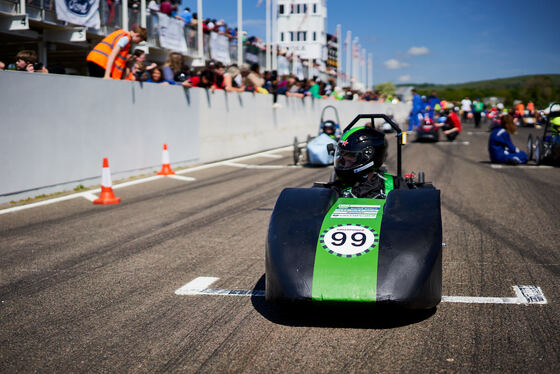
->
[293,137,300,165]
[527,134,533,161]
[535,136,542,165]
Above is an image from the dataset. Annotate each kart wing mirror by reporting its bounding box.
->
[327,143,335,155]
[343,114,403,183]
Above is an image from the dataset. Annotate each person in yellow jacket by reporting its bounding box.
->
[87,26,147,79]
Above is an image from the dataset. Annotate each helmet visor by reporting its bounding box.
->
[334,146,375,171]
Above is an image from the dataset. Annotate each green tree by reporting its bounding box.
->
[375,81,396,96]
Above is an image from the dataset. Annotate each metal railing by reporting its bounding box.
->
[1,0,314,75]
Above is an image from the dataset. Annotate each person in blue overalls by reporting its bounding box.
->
[408,88,423,131]
[488,114,528,164]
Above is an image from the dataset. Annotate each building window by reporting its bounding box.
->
[279,4,284,14]
[280,32,284,42]
[302,32,307,41]
[313,3,317,13]
[297,4,301,13]
[303,4,307,13]
[291,4,294,13]
[313,32,316,41]
[290,31,294,41]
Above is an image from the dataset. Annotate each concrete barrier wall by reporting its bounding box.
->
[0,70,410,204]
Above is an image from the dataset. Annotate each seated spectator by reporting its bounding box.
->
[162,52,190,83]
[159,0,172,16]
[15,50,48,73]
[223,65,245,92]
[488,114,528,164]
[146,67,173,84]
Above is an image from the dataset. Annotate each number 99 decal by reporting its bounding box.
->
[319,224,378,258]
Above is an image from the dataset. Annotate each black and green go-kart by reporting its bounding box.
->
[266,114,442,310]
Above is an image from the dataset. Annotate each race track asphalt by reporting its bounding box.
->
[1,120,558,373]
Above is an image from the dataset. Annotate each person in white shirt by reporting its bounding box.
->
[461,96,472,121]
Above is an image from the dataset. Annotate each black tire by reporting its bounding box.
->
[535,136,542,165]
[293,137,300,165]
[527,134,533,161]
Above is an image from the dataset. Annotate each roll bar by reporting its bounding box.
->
[343,114,403,181]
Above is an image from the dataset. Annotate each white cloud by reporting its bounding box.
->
[408,46,430,56]
[399,75,411,82]
[384,58,409,70]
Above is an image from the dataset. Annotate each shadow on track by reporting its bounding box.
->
[250,275,436,329]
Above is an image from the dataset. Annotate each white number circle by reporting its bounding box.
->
[321,225,378,257]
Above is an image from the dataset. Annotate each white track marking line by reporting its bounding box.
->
[259,153,284,159]
[176,278,548,305]
[175,277,220,295]
[223,162,302,169]
[437,141,470,145]
[81,193,98,202]
[490,164,553,169]
[167,175,196,182]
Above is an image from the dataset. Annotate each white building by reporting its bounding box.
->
[277,0,327,60]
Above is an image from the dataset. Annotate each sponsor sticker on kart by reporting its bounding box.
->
[319,224,379,258]
[331,204,380,219]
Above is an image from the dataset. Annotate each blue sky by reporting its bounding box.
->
[180,0,560,85]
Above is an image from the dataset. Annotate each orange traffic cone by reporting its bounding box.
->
[93,158,121,205]
[157,143,175,175]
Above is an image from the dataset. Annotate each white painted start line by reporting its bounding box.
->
[0,146,294,215]
[437,141,470,145]
[175,277,547,305]
[490,164,553,169]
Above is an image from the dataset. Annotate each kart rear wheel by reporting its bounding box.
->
[535,136,542,165]
[527,134,533,161]
[293,137,300,165]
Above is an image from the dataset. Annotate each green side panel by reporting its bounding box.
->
[311,197,385,302]
[384,173,394,193]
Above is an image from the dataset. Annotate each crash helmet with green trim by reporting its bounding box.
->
[334,125,388,185]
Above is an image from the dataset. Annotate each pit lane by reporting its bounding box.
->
[0,121,558,373]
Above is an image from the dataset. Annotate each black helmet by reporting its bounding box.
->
[322,120,336,135]
[334,126,388,185]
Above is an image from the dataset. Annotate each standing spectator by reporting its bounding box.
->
[473,98,484,128]
[223,65,245,92]
[408,88,422,131]
[87,26,147,79]
[146,67,174,84]
[147,0,159,12]
[133,49,157,73]
[179,7,192,24]
[15,50,48,73]
[159,0,172,16]
[461,96,472,121]
[0,61,5,70]
[242,63,266,93]
[161,52,189,82]
[427,91,440,119]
